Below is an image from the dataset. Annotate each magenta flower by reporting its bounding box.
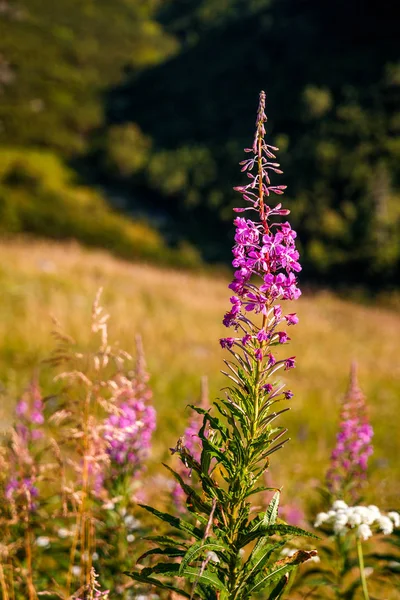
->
[326,363,374,500]
[5,379,45,512]
[104,378,156,475]
[103,339,156,479]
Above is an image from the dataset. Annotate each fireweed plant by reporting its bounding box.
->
[326,362,374,503]
[290,366,399,600]
[128,92,317,600]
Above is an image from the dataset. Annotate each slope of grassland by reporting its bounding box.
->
[0,237,399,508]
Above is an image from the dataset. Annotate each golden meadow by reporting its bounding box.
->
[0,237,399,509]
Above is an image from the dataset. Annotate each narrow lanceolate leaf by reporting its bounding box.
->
[137,546,186,563]
[265,491,280,526]
[138,504,204,539]
[144,535,188,548]
[238,523,318,548]
[238,540,286,595]
[268,573,290,600]
[238,493,283,589]
[180,566,228,591]
[179,540,230,575]
[125,571,192,599]
[162,463,213,516]
[189,405,229,441]
[140,562,228,592]
[247,550,318,594]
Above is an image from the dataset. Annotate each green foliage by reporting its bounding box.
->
[102,0,400,286]
[1,0,399,285]
[0,148,201,268]
[0,0,177,154]
[127,355,318,599]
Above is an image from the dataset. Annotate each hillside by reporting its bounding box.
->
[1,0,399,287]
[0,238,399,507]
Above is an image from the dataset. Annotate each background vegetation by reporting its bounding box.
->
[1,0,399,287]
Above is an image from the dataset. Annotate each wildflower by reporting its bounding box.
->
[357,523,373,541]
[314,502,399,539]
[220,90,300,401]
[220,337,235,349]
[326,363,374,500]
[389,511,400,527]
[277,331,290,344]
[129,92,314,600]
[284,357,296,370]
[255,348,263,361]
[285,313,299,325]
[104,341,156,477]
[36,536,50,548]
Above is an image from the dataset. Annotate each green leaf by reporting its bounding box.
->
[179,539,229,575]
[189,406,228,438]
[125,571,192,599]
[138,504,204,540]
[247,550,318,594]
[269,573,290,599]
[239,541,286,593]
[140,562,227,592]
[265,491,280,526]
[238,523,318,548]
[163,463,213,516]
[144,535,188,548]
[137,546,186,563]
[201,437,233,475]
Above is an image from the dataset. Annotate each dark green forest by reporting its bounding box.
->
[1,0,399,287]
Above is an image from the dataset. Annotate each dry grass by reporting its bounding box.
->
[0,237,399,507]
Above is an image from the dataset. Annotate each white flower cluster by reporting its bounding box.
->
[314,500,400,541]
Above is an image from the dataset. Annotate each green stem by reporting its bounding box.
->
[356,537,370,600]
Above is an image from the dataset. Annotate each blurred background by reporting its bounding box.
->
[0,0,399,504]
[1,0,399,287]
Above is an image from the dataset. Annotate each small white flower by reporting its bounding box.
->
[206,551,220,563]
[36,536,50,548]
[347,510,362,527]
[333,513,348,534]
[314,512,329,527]
[72,566,82,577]
[377,516,394,535]
[332,500,348,511]
[364,567,374,577]
[357,524,373,541]
[92,552,99,561]
[124,515,141,530]
[354,506,375,525]
[388,512,400,528]
[57,528,71,539]
[367,505,381,516]
[103,501,115,510]
[126,534,135,543]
